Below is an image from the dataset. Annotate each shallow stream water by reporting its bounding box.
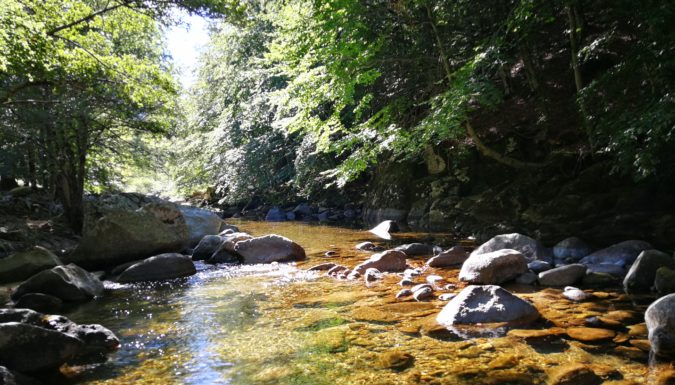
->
[65,220,672,384]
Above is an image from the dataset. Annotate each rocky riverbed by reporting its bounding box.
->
[2,210,675,384]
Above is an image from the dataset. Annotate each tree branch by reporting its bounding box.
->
[47,0,133,36]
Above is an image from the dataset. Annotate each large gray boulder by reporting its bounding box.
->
[0,322,83,372]
[353,250,407,274]
[68,202,190,269]
[459,249,528,284]
[579,240,652,267]
[646,294,675,358]
[471,233,549,263]
[178,206,223,246]
[437,285,539,325]
[234,235,305,264]
[623,250,675,293]
[538,264,586,286]
[0,246,62,284]
[117,253,196,283]
[426,246,468,267]
[44,314,120,356]
[553,237,591,264]
[11,264,103,302]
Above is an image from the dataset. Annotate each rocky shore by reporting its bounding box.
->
[1,190,675,384]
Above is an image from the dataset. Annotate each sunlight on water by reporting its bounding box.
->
[63,220,671,384]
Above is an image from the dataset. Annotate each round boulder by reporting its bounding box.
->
[553,237,592,264]
[459,249,528,284]
[538,264,586,286]
[471,233,549,263]
[0,322,83,372]
[192,235,224,261]
[426,246,468,267]
[646,294,675,358]
[117,253,196,283]
[178,206,223,246]
[0,246,62,284]
[11,264,104,302]
[234,234,306,264]
[623,250,675,293]
[579,240,651,267]
[353,250,407,274]
[437,285,539,325]
[394,243,434,256]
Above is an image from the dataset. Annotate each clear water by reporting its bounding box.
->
[63,220,671,384]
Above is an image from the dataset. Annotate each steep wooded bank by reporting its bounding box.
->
[2,1,674,248]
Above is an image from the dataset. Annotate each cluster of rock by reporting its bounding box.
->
[0,308,119,383]
[312,222,675,362]
[191,230,306,265]
[231,202,362,224]
[0,194,313,382]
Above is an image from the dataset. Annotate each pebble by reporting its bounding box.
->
[396,289,413,299]
[438,293,456,301]
[324,251,338,257]
[426,275,443,285]
[308,263,337,271]
[364,268,383,282]
[413,286,433,301]
[347,271,361,280]
[399,278,414,287]
[327,265,348,276]
[404,268,422,278]
[563,286,592,301]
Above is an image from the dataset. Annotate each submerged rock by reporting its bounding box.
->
[353,250,407,274]
[117,253,196,283]
[623,250,675,293]
[0,246,62,284]
[538,264,586,286]
[646,294,675,358]
[471,233,549,262]
[566,327,615,342]
[547,363,602,385]
[308,263,337,271]
[11,264,103,302]
[436,285,539,325]
[579,240,652,267]
[234,235,306,264]
[378,350,414,370]
[459,249,528,284]
[426,246,468,267]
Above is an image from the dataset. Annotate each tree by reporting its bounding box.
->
[0,0,231,232]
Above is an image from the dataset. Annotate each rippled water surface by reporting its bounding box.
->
[64,220,671,384]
